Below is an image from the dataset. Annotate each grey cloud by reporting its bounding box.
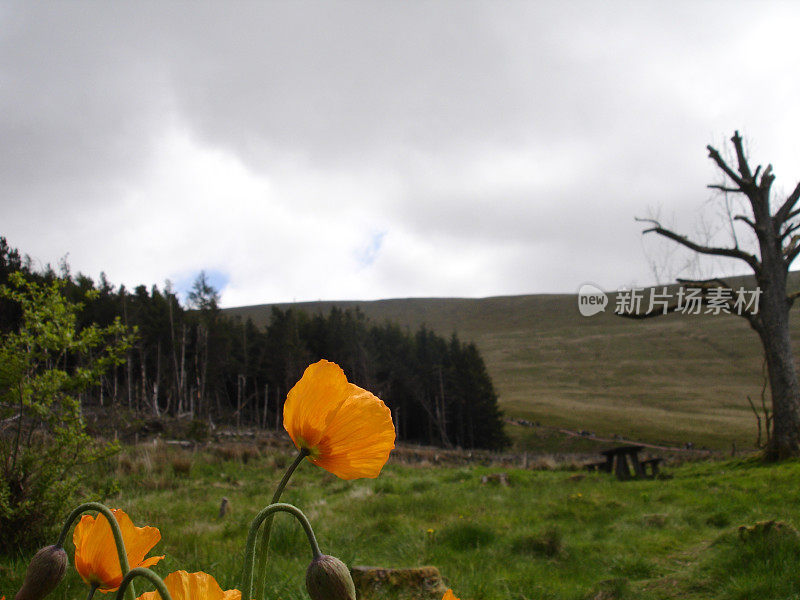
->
[0,2,175,215]
[3,1,800,304]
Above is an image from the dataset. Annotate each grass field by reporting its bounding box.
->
[225,276,800,452]
[4,441,800,600]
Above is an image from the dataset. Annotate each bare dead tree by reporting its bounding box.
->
[168,292,186,415]
[628,131,800,459]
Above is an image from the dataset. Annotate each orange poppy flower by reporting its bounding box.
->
[137,571,241,600]
[283,359,395,480]
[442,591,460,600]
[73,508,164,592]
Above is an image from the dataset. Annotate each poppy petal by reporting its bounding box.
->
[73,509,161,592]
[135,571,240,600]
[284,360,351,451]
[112,509,161,567]
[139,555,165,569]
[74,513,121,588]
[283,360,396,480]
[312,385,395,479]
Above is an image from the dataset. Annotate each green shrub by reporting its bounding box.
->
[0,274,132,554]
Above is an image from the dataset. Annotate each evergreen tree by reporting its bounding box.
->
[0,238,508,449]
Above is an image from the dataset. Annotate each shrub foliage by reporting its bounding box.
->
[0,273,132,553]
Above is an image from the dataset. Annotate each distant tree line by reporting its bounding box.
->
[0,238,509,450]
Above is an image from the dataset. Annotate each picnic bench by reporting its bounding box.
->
[585,445,662,480]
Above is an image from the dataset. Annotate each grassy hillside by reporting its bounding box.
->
[224,278,800,451]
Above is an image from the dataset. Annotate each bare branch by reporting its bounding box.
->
[780,222,800,241]
[785,207,800,223]
[733,215,757,232]
[747,394,764,449]
[725,196,741,248]
[775,180,800,225]
[636,217,761,273]
[636,217,660,229]
[731,131,753,181]
[707,145,745,189]
[708,184,742,193]
[785,242,800,268]
[760,164,775,192]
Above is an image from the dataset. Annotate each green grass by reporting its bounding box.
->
[4,445,800,600]
[224,273,800,451]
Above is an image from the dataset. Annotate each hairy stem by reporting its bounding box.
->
[115,568,172,600]
[252,448,309,599]
[241,502,322,600]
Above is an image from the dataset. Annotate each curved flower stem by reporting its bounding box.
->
[243,502,321,600]
[55,502,136,600]
[115,568,172,600]
[252,448,308,600]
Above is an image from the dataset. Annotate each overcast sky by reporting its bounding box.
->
[3,1,800,306]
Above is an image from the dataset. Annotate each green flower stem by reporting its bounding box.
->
[242,502,321,600]
[55,502,136,600]
[253,448,308,600]
[86,585,98,600]
[115,568,172,600]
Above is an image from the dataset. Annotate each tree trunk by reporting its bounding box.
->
[757,277,800,459]
[127,353,133,410]
[140,346,148,413]
[275,385,281,431]
[237,374,243,431]
[155,341,163,415]
[179,323,187,414]
[262,384,269,429]
[169,298,183,415]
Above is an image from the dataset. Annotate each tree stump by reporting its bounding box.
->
[351,566,447,600]
[218,497,230,519]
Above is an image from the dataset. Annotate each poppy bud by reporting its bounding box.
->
[14,545,68,600]
[305,554,356,600]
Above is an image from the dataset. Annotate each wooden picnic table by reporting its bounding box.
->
[585,445,663,480]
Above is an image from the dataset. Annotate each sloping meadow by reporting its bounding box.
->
[4,443,800,600]
[226,285,800,452]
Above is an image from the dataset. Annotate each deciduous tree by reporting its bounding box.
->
[0,273,133,552]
